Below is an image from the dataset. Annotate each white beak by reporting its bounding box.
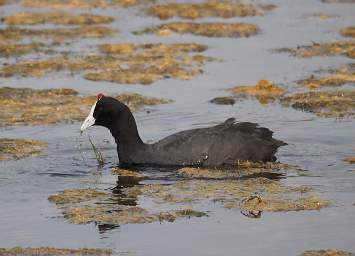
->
[80,101,97,133]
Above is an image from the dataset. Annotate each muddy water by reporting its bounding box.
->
[0,0,355,255]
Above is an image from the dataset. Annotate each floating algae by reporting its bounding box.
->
[3,12,114,26]
[135,22,260,38]
[276,41,355,59]
[235,195,329,212]
[0,87,170,127]
[0,138,46,161]
[300,249,354,256]
[340,27,355,38]
[209,96,236,105]
[0,43,43,57]
[322,0,355,3]
[22,0,147,9]
[124,177,327,215]
[146,2,260,20]
[0,26,114,42]
[281,90,355,117]
[0,247,112,256]
[111,168,146,180]
[177,161,293,179]
[302,12,338,20]
[343,156,355,164]
[228,79,286,104]
[299,65,355,89]
[49,188,206,225]
[0,43,211,84]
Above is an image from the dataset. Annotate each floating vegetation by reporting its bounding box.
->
[49,189,110,204]
[299,65,355,89]
[0,43,43,57]
[112,168,146,180]
[125,177,326,215]
[136,22,260,38]
[0,138,46,161]
[146,2,260,20]
[281,90,355,117]
[22,0,145,8]
[300,249,354,256]
[3,12,114,25]
[0,247,112,256]
[228,79,286,104]
[276,41,355,59]
[343,156,355,164]
[209,96,236,105]
[49,188,206,225]
[0,43,211,84]
[302,12,338,19]
[321,0,355,3]
[235,195,328,212]
[177,161,292,179]
[0,87,170,127]
[0,26,114,42]
[340,27,355,38]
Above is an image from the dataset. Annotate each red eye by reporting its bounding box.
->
[97,93,104,100]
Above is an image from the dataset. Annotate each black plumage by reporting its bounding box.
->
[84,96,286,167]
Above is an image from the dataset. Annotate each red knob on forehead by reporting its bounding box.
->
[97,93,104,100]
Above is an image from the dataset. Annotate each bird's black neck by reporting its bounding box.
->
[108,104,145,163]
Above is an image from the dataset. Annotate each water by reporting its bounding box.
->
[0,0,354,255]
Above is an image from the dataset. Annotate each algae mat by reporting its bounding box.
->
[0,138,46,161]
[0,87,170,127]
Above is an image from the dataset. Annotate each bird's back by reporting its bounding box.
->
[143,118,286,166]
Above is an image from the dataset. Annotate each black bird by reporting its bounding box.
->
[81,94,286,167]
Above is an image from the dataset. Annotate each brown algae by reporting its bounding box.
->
[302,13,338,20]
[22,0,145,9]
[276,41,355,59]
[49,188,206,225]
[146,2,260,20]
[299,65,355,89]
[111,168,146,180]
[322,0,355,3]
[340,27,355,38]
[300,249,354,256]
[0,87,170,127]
[0,43,211,84]
[0,26,114,42]
[0,247,112,256]
[228,79,286,104]
[3,12,114,25]
[281,90,355,117]
[136,22,260,38]
[343,156,355,164]
[0,138,46,161]
[0,43,43,57]
[177,161,292,179]
[125,177,327,214]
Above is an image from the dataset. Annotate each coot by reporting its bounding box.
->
[81,94,286,166]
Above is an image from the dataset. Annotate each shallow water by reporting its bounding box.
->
[0,0,355,255]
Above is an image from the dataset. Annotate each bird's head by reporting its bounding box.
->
[80,93,119,133]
